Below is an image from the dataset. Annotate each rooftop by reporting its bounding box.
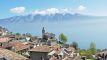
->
[51,44,61,50]
[67,47,75,52]
[10,42,30,52]
[29,45,51,52]
[0,48,28,60]
[0,37,10,43]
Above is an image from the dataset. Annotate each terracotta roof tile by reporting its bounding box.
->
[67,47,75,52]
[51,44,61,50]
[10,42,30,51]
[0,43,12,48]
[29,45,51,52]
[0,37,10,43]
[0,48,28,60]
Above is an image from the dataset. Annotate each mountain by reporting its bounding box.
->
[0,13,101,24]
[0,10,107,49]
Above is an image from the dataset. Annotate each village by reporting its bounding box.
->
[0,26,107,60]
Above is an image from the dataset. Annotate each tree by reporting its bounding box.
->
[97,49,101,52]
[25,33,32,37]
[79,49,86,56]
[89,42,97,55]
[22,34,26,36]
[59,33,67,45]
[86,49,93,59]
[71,41,78,50]
[15,33,21,36]
[10,32,13,35]
[79,42,97,59]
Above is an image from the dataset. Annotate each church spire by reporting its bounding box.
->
[42,27,45,34]
[42,27,45,38]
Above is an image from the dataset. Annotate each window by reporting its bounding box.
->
[41,56,44,60]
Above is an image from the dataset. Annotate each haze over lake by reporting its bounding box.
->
[1,17,107,49]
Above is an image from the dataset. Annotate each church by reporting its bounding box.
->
[41,27,55,42]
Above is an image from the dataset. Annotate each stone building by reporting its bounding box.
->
[29,45,51,60]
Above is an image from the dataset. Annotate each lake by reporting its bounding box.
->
[1,18,107,49]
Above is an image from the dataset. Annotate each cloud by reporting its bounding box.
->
[10,7,25,14]
[46,8,59,14]
[32,8,72,15]
[77,5,86,11]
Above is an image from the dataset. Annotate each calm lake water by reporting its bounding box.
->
[1,19,107,49]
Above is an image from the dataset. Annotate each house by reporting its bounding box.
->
[0,48,28,60]
[10,42,31,56]
[51,44,61,51]
[62,46,80,60]
[0,27,9,36]
[48,44,65,59]
[66,47,76,57]
[30,36,38,42]
[0,37,12,49]
[48,44,78,60]
[48,49,64,60]
[7,34,25,40]
[17,38,31,44]
[7,34,15,39]
[29,45,51,60]
[44,32,55,40]
[49,53,60,60]
[95,49,107,60]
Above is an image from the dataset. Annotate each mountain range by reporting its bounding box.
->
[0,13,105,24]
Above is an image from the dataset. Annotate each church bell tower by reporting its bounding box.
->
[42,27,45,38]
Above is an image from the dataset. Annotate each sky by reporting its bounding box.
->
[0,0,107,19]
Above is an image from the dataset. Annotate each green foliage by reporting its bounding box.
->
[79,42,97,59]
[25,33,32,37]
[59,33,67,44]
[15,33,21,36]
[79,49,93,59]
[58,41,64,45]
[79,49,87,56]
[10,32,13,34]
[97,49,101,52]
[86,49,93,59]
[89,42,97,55]
[22,34,26,36]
